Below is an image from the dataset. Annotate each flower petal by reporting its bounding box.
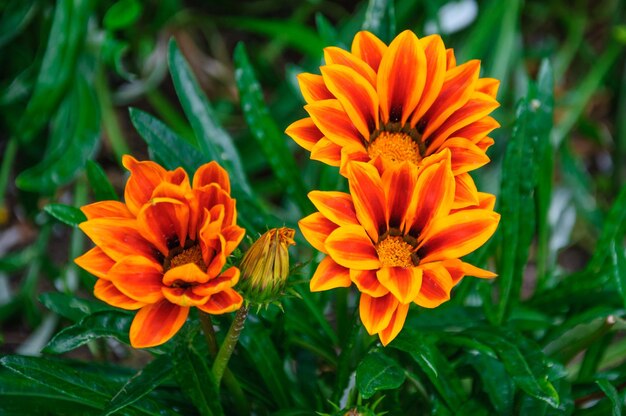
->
[222,225,246,257]
[308,190,358,227]
[445,48,456,69]
[311,137,342,166]
[359,293,398,335]
[194,266,240,296]
[442,258,496,285]
[475,77,500,98]
[75,247,115,279]
[130,300,189,348]
[475,136,495,152]
[198,288,243,314]
[351,269,389,297]
[299,212,338,254]
[305,99,366,149]
[351,31,387,71]
[438,137,490,175]
[320,64,379,139]
[94,280,145,310]
[413,263,454,308]
[137,197,190,256]
[162,262,210,286]
[381,162,418,231]
[79,218,158,262]
[378,302,409,346]
[285,117,324,151]
[411,34,446,125]
[454,116,500,143]
[81,201,133,220]
[325,225,380,270]
[324,46,377,86]
[192,161,231,194]
[108,256,164,303]
[122,155,169,216]
[377,30,426,124]
[377,266,422,304]
[297,73,333,103]
[310,256,351,291]
[452,173,480,209]
[418,209,500,263]
[346,161,387,241]
[162,287,209,307]
[188,185,236,239]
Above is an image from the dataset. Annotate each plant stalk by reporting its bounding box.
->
[212,305,249,386]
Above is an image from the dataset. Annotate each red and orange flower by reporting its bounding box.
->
[75,156,245,348]
[299,151,499,345]
[286,30,499,208]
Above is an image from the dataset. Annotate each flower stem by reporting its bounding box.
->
[212,305,249,386]
[199,312,218,357]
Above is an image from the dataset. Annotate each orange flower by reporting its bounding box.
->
[286,30,499,208]
[299,151,499,345]
[75,156,245,348]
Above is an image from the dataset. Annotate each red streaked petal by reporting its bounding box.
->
[442,258,496,285]
[377,30,426,125]
[325,225,380,270]
[94,279,145,310]
[137,197,189,256]
[445,48,456,69]
[108,256,164,303]
[308,190,358,227]
[81,201,133,220]
[305,99,366,149]
[311,137,342,166]
[198,288,243,314]
[324,46,377,86]
[351,269,389,297]
[310,256,351,291]
[299,213,338,254]
[297,73,333,103]
[188,185,236,239]
[285,117,324,151]
[339,147,371,176]
[377,266,422,304]
[418,210,500,262]
[359,293,398,335]
[194,266,240,296]
[79,218,157,262]
[130,301,189,348]
[454,116,500,143]
[162,263,209,286]
[222,225,245,257]
[453,173,480,209]
[438,137,490,175]
[122,155,169,216]
[381,162,418,231]
[75,247,115,279]
[411,34,446,125]
[346,161,387,241]
[378,302,409,346]
[414,263,453,308]
[205,234,227,278]
[476,136,495,152]
[320,64,379,139]
[192,161,231,194]
[162,287,209,307]
[351,31,387,71]
[475,77,500,98]
[476,192,496,211]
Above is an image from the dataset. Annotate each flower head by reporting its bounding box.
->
[286,30,499,208]
[239,227,296,305]
[75,156,245,348]
[299,151,499,345]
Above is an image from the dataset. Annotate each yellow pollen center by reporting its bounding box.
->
[368,131,421,164]
[375,236,415,268]
[165,244,207,273]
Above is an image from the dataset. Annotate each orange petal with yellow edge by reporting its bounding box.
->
[137,197,189,256]
[377,30,426,124]
[377,266,422,304]
[94,279,145,310]
[299,212,338,254]
[320,64,379,139]
[476,192,496,211]
[339,147,370,176]
[305,99,366,149]
[192,161,231,193]
[108,256,164,304]
[445,48,456,69]
[378,302,409,346]
[81,201,133,220]
[442,258,496,285]
[414,263,453,308]
[438,137,490,175]
[324,46,377,86]
[454,116,500,143]
[297,73,333,103]
[130,300,189,348]
[79,218,157,262]
[452,173,480,209]
[359,292,398,335]
[475,77,500,98]
[325,225,380,270]
[381,162,418,230]
[122,155,169,216]
[418,210,500,263]
[285,117,324,151]
[311,137,342,166]
[162,286,209,307]
[222,225,245,257]
[75,247,115,279]
[162,263,209,286]
[475,136,495,152]
[198,288,243,314]
[346,161,387,241]
[310,256,351,292]
[351,269,389,297]
[351,31,387,72]
[308,190,358,227]
[194,266,240,296]
[411,34,446,124]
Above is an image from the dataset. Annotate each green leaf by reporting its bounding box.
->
[611,240,626,310]
[0,0,37,48]
[588,184,626,272]
[596,379,622,416]
[39,292,114,322]
[44,310,132,353]
[233,43,311,213]
[356,349,405,399]
[104,0,142,31]
[315,13,340,47]
[173,335,223,416]
[463,352,514,415]
[86,160,119,201]
[361,0,396,43]
[104,355,173,415]
[43,203,86,227]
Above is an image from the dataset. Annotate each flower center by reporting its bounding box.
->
[375,235,418,268]
[367,123,425,165]
[163,242,207,273]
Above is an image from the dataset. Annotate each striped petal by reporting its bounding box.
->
[192,161,231,193]
[79,218,157,262]
[130,300,189,348]
[310,256,351,291]
[475,77,500,98]
[453,173,480,209]
[324,46,377,86]
[445,48,456,69]
[351,269,389,297]
[442,258,496,285]
[108,256,164,304]
[308,190,358,227]
[75,247,115,279]
[305,99,366,149]
[351,31,387,72]
[285,117,324,151]
[297,73,333,103]
[346,161,387,241]
[381,162,418,231]
[311,137,342,166]
[299,212,339,254]
[198,288,243,314]
[325,225,380,270]
[414,263,453,308]
[162,287,209,307]
[162,263,210,286]
[94,280,145,310]
[439,137,490,175]
[377,266,423,304]
[122,155,169,216]
[378,302,409,346]
[411,34,446,124]
[81,201,133,220]
[194,266,240,296]
[454,116,500,143]
[359,292,398,335]
[137,197,189,256]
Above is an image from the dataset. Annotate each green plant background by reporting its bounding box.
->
[1,0,625,414]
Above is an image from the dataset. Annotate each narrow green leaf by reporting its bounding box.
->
[361,0,396,43]
[39,292,114,322]
[596,379,622,416]
[0,0,37,48]
[233,43,311,213]
[104,355,173,416]
[44,310,132,353]
[588,184,626,272]
[86,160,118,201]
[43,203,86,227]
[611,240,626,310]
[315,13,340,47]
[356,349,405,399]
[103,0,142,31]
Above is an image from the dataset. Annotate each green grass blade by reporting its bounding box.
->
[595,379,622,416]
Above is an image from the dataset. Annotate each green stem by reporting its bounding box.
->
[0,137,18,223]
[95,69,130,163]
[199,312,219,357]
[212,305,249,386]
